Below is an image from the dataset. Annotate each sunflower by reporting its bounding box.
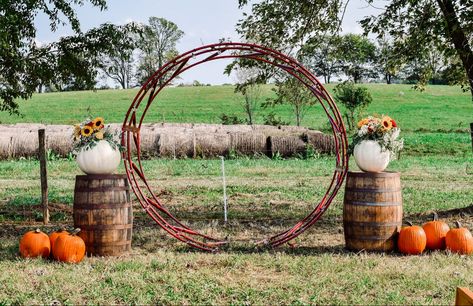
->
[81,126,94,137]
[95,131,104,140]
[92,117,104,130]
[381,116,393,131]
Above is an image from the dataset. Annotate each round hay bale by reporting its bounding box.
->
[158,132,194,158]
[0,135,12,159]
[230,132,268,155]
[278,125,309,134]
[192,124,221,134]
[304,131,335,154]
[219,124,254,133]
[194,133,231,158]
[129,129,160,157]
[9,131,38,158]
[46,132,73,156]
[269,135,306,157]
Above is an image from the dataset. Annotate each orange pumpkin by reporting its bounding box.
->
[397,221,426,255]
[446,221,473,255]
[49,228,69,252]
[422,213,450,250]
[19,229,51,258]
[53,228,86,263]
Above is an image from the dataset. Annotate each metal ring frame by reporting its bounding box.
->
[122,42,349,252]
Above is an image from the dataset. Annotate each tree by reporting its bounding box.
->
[264,77,317,127]
[301,35,343,83]
[136,17,184,85]
[99,23,142,89]
[361,0,473,101]
[337,34,377,83]
[237,0,348,53]
[0,0,107,114]
[333,82,373,130]
[375,38,403,84]
[234,67,263,125]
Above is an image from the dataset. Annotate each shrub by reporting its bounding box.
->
[333,82,373,130]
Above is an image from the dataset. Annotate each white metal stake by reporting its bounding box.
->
[220,156,228,223]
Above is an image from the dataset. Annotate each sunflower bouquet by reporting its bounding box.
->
[349,115,404,159]
[72,117,122,153]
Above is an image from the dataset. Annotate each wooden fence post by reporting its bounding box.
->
[38,129,49,224]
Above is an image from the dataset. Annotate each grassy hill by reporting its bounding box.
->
[0,83,471,156]
[0,85,472,304]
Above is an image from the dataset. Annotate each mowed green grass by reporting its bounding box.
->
[1,83,471,156]
[1,84,471,132]
[0,155,472,304]
[1,84,473,304]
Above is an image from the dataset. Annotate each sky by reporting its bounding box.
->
[34,0,381,86]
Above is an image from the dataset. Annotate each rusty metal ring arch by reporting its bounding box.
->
[122,42,349,252]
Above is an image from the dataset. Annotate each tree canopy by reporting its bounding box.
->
[361,0,473,99]
[0,0,127,113]
[238,0,473,101]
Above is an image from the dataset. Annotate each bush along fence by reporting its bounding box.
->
[0,123,335,159]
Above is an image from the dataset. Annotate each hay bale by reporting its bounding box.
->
[46,132,73,156]
[158,132,194,158]
[219,124,254,133]
[9,131,38,158]
[304,131,336,154]
[192,124,221,134]
[230,132,268,155]
[195,133,231,158]
[269,135,306,157]
[0,135,12,159]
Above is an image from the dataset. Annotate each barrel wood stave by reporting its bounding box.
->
[343,171,402,252]
[73,174,132,256]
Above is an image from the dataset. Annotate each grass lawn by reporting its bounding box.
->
[1,83,472,156]
[0,84,472,304]
[0,155,472,304]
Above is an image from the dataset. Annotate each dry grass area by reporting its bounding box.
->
[0,155,473,304]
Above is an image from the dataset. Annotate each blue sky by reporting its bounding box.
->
[35,0,379,85]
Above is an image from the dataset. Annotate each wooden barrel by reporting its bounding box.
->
[73,174,132,256]
[343,171,402,252]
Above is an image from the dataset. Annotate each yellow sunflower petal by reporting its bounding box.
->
[81,126,93,137]
[92,117,105,130]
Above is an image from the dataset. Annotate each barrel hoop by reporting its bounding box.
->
[343,221,401,227]
[344,234,396,241]
[345,187,401,193]
[73,203,132,210]
[76,174,128,180]
[78,224,133,230]
[75,186,130,192]
[344,201,401,207]
[85,240,132,247]
[347,171,400,178]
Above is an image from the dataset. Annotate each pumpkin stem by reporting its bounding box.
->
[455,221,462,229]
[432,212,438,221]
[35,228,41,233]
[405,221,413,226]
[72,228,81,236]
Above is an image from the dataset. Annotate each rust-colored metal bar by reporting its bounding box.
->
[121,42,349,252]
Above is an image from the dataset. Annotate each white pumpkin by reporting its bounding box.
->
[76,140,121,174]
[353,140,390,173]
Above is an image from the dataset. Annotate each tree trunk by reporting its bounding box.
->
[437,0,473,103]
[386,74,392,84]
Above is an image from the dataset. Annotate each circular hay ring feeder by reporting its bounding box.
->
[122,42,348,251]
